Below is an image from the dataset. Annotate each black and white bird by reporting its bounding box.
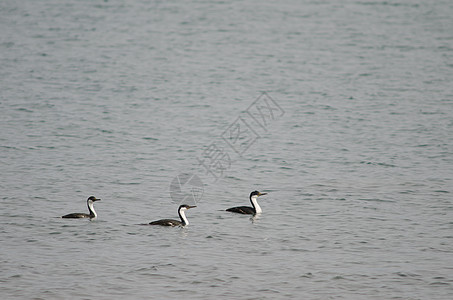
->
[149,204,196,227]
[62,196,101,219]
[226,191,267,215]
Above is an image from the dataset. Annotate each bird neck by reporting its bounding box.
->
[178,209,188,226]
[250,196,262,214]
[87,200,97,218]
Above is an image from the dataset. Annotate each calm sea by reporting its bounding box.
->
[1,0,452,299]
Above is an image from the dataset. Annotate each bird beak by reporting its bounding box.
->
[188,205,197,209]
[95,198,101,201]
[258,192,267,196]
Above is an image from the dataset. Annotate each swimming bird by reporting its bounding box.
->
[149,204,196,227]
[226,191,267,214]
[62,196,101,219]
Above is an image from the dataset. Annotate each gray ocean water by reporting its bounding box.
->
[1,0,453,299]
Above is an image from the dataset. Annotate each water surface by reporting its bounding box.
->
[1,0,453,299]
